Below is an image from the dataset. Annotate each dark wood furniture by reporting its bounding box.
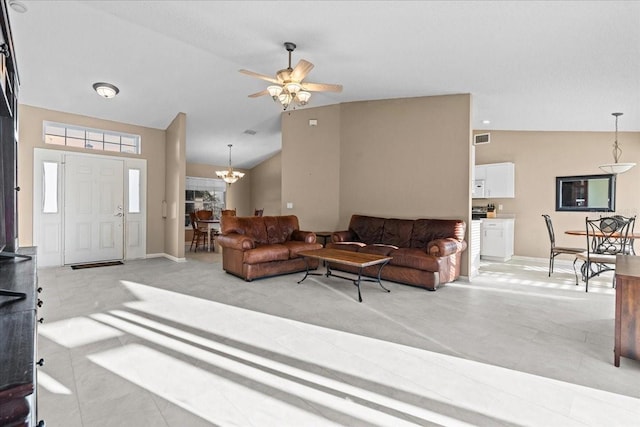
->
[297,248,392,303]
[0,247,43,426]
[313,231,333,247]
[614,255,640,367]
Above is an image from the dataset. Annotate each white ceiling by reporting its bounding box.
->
[7,1,640,168]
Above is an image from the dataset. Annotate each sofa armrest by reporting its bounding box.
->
[291,230,317,243]
[331,230,356,243]
[217,233,256,250]
[427,238,467,257]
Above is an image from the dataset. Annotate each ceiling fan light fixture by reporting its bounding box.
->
[267,85,283,99]
[278,93,292,109]
[297,91,311,105]
[285,82,301,94]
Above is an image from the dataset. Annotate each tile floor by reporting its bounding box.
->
[34,250,640,426]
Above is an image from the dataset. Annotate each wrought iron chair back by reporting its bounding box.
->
[587,216,634,255]
[577,215,635,291]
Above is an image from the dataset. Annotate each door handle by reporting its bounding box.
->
[114,212,123,217]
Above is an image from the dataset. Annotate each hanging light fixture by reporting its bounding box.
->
[599,112,635,174]
[92,82,119,99]
[267,42,311,111]
[216,144,245,184]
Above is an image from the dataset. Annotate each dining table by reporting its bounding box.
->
[196,219,220,252]
[565,229,640,255]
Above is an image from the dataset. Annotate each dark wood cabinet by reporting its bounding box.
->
[614,255,640,367]
[0,248,41,426]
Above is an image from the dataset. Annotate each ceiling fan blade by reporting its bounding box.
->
[290,59,314,81]
[239,69,279,84]
[301,82,343,93]
[248,89,269,98]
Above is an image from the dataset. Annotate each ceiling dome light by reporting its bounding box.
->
[8,0,27,13]
[92,82,119,99]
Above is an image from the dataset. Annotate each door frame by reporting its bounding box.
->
[33,148,147,267]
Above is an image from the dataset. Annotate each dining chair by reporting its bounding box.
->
[611,214,636,255]
[254,208,264,217]
[221,209,236,217]
[195,209,213,220]
[575,215,635,292]
[188,212,208,251]
[542,214,584,277]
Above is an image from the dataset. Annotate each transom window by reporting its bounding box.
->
[43,121,141,154]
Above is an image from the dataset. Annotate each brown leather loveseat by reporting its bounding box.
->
[217,215,322,281]
[327,215,467,291]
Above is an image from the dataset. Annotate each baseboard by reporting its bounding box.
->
[511,255,575,267]
[145,253,187,263]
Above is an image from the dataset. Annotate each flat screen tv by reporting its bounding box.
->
[556,174,616,212]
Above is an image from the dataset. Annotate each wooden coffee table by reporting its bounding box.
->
[297,248,392,302]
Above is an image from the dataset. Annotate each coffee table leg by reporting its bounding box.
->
[355,267,363,302]
[376,260,391,293]
[297,257,311,284]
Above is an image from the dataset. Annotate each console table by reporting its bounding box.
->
[614,255,640,367]
[0,247,44,426]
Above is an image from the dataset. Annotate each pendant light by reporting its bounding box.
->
[216,144,245,184]
[599,112,635,174]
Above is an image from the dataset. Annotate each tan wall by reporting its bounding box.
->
[474,130,640,259]
[250,152,282,216]
[282,105,342,231]
[186,162,251,216]
[17,104,167,254]
[164,113,187,259]
[282,95,473,275]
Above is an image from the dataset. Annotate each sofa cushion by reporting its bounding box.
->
[390,248,442,272]
[282,241,323,258]
[360,244,398,257]
[350,215,385,244]
[222,216,269,244]
[264,215,299,244]
[410,219,465,249]
[382,219,414,247]
[243,244,289,264]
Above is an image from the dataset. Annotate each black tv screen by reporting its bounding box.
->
[556,174,616,212]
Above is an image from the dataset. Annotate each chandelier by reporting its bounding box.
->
[216,144,245,184]
[599,112,635,174]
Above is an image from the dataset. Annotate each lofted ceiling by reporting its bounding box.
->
[7,1,640,169]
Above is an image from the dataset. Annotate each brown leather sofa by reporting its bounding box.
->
[217,215,322,281]
[327,214,467,291]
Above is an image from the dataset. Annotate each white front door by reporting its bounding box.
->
[63,155,124,264]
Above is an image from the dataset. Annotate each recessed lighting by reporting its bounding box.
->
[482,120,491,125]
[9,0,27,13]
[92,82,119,99]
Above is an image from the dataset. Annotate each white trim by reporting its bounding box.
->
[144,253,187,263]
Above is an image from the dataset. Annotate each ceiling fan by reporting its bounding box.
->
[239,42,343,110]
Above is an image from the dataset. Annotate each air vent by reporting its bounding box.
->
[243,129,257,135]
[474,133,490,145]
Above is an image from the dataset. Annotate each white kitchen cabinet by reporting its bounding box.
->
[480,218,515,262]
[470,220,482,278]
[473,162,515,198]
